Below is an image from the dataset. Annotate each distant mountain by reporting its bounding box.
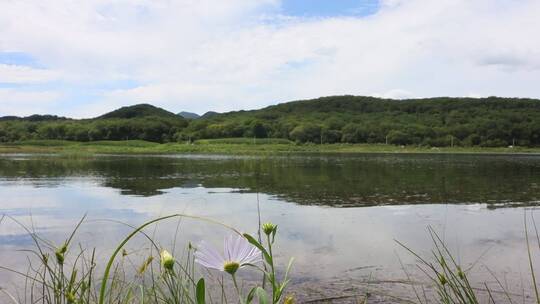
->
[3,96,540,147]
[0,114,68,122]
[184,95,540,146]
[0,103,187,143]
[99,104,180,120]
[0,116,20,121]
[201,111,219,119]
[178,111,200,119]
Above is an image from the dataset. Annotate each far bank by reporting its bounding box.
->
[1,139,540,155]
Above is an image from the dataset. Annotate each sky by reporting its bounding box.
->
[0,0,539,118]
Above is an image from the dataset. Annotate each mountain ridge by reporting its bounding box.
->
[3,95,539,121]
[1,95,540,147]
[98,103,180,120]
[177,111,200,119]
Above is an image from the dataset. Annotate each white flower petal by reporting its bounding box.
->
[195,234,261,273]
[195,240,225,269]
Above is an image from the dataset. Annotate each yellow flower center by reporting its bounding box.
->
[223,261,240,275]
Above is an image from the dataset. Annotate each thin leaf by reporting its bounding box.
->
[243,233,272,265]
[246,287,257,304]
[255,287,269,304]
[196,278,205,304]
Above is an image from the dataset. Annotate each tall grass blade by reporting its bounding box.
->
[525,211,540,304]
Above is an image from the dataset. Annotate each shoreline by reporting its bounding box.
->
[2,140,540,156]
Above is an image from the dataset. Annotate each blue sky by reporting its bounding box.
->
[0,52,41,67]
[1,0,539,118]
[281,0,380,17]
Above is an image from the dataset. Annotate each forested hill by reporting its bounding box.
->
[182,96,540,147]
[99,104,180,119]
[1,96,540,147]
[0,104,187,143]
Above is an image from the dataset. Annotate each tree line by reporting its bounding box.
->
[1,96,540,147]
[177,96,540,147]
[0,116,188,143]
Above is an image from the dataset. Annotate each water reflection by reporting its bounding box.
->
[1,153,539,206]
[0,154,539,301]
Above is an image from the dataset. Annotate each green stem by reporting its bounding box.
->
[98,214,241,304]
[266,234,276,303]
[231,274,244,304]
[98,215,178,304]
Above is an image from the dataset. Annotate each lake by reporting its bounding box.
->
[1,153,540,302]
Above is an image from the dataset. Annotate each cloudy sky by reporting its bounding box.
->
[1,0,539,118]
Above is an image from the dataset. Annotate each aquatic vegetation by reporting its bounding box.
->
[397,227,482,304]
[0,215,294,304]
[398,214,540,304]
[4,210,540,304]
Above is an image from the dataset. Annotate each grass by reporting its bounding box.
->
[1,139,540,155]
[194,138,293,145]
[0,214,293,304]
[397,228,482,304]
[2,210,540,303]
[397,212,540,304]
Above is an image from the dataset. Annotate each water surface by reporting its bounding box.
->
[1,153,539,301]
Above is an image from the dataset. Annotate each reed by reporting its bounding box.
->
[397,212,540,304]
[0,214,294,304]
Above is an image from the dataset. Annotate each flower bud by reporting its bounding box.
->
[457,267,465,280]
[138,256,154,274]
[438,274,447,285]
[284,295,295,304]
[440,257,446,267]
[59,243,68,254]
[55,243,68,265]
[66,292,76,304]
[55,250,65,265]
[262,222,276,236]
[160,250,175,271]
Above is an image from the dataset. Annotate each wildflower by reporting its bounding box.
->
[224,261,240,275]
[160,250,175,271]
[262,222,277,236]
[55,250,65,265]
[58,243,68,254]
[457,267,466,280]
[438,273,447,285]
[138,256,154,274]
[66,292,76,304]
[440,256,447,267]
[194,235,261,276]
[284,295,295,304]
[55,243,68,265]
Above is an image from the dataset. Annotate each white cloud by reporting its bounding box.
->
[0,89,63,116]
[372,89,415,99]
[0,64,61,83]
[1,0,539,117]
